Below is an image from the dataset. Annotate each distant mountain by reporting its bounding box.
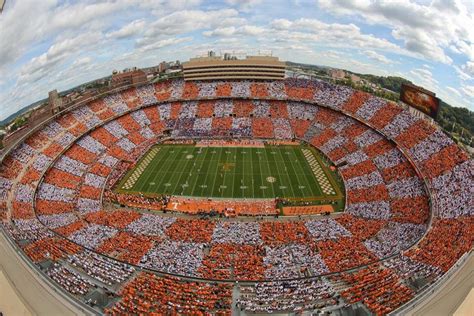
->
[356,74,411,94]
[286,61,331,71]
[438,101,474,134]
[0,99,46,127]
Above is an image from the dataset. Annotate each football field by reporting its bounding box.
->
[117,144,343,200]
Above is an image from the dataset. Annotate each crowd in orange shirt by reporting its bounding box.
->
[107,273,232,315]
[23,237,81,262]
[406,218,474,272]
[83,210,141,229]
[340,265,414,315]
[318,237,378,271]
[97,231,153,265]
[336,214,386,240]
[260,221,312,245]
[199,244,265,280]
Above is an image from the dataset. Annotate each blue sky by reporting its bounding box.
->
[0,0,473,120]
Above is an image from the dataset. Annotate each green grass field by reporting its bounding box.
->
[117,144,343,200]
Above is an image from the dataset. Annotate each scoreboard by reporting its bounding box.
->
[400,83,440,119]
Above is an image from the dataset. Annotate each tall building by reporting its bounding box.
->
[328,69,346,80]
[158,61,168,73]
[183,53,285,81]
[110,68,147,88]
[48,89,63,114]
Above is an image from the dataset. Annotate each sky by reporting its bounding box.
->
[0,0,473,120]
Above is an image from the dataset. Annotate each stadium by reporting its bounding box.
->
[0,57,472,316]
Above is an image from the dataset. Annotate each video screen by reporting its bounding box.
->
[400,83,440,118]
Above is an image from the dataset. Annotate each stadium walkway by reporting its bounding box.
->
[0,232,83,316]
[0,269,30,316]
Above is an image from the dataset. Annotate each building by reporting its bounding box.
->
[29,104,53,125]
[48,89,62,114]
[110,68,147,88]
[328,69,346,80]
[182,52,285,81]
[63,90,95,108]
[158,61,168,73]
[349,74,361,83]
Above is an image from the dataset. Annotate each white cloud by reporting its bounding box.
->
[409,68,439,91]
[225,0,262,11]
[203,25,265,37]
[454,65,473,81]
[265,18,410,57]
[319,50,345,59]
[106,20,146,39]
[391,27,452,64]
[461,61,474,76]
[239,25,265,36]
[17,32,103,86]
[437,87,473,111]
[0,0,54,69]
[0,0,202,70]
[144,9,243,37]
[71,57,92,68]
[203,27,237,37]
[460,85,474,98]
[446,86,462,97]
[449,44,462,54]
[318,0,473,64]
[364,50,393,64]
[271,18,293,30]
[0,0,130,69]
[135,9,245,49]
[136,37,193,54]
[138,0,203,15]
[47,1,128,31]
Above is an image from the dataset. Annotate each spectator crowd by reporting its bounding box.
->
[0,77,471,315]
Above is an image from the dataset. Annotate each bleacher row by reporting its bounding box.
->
[0,78,472,315]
